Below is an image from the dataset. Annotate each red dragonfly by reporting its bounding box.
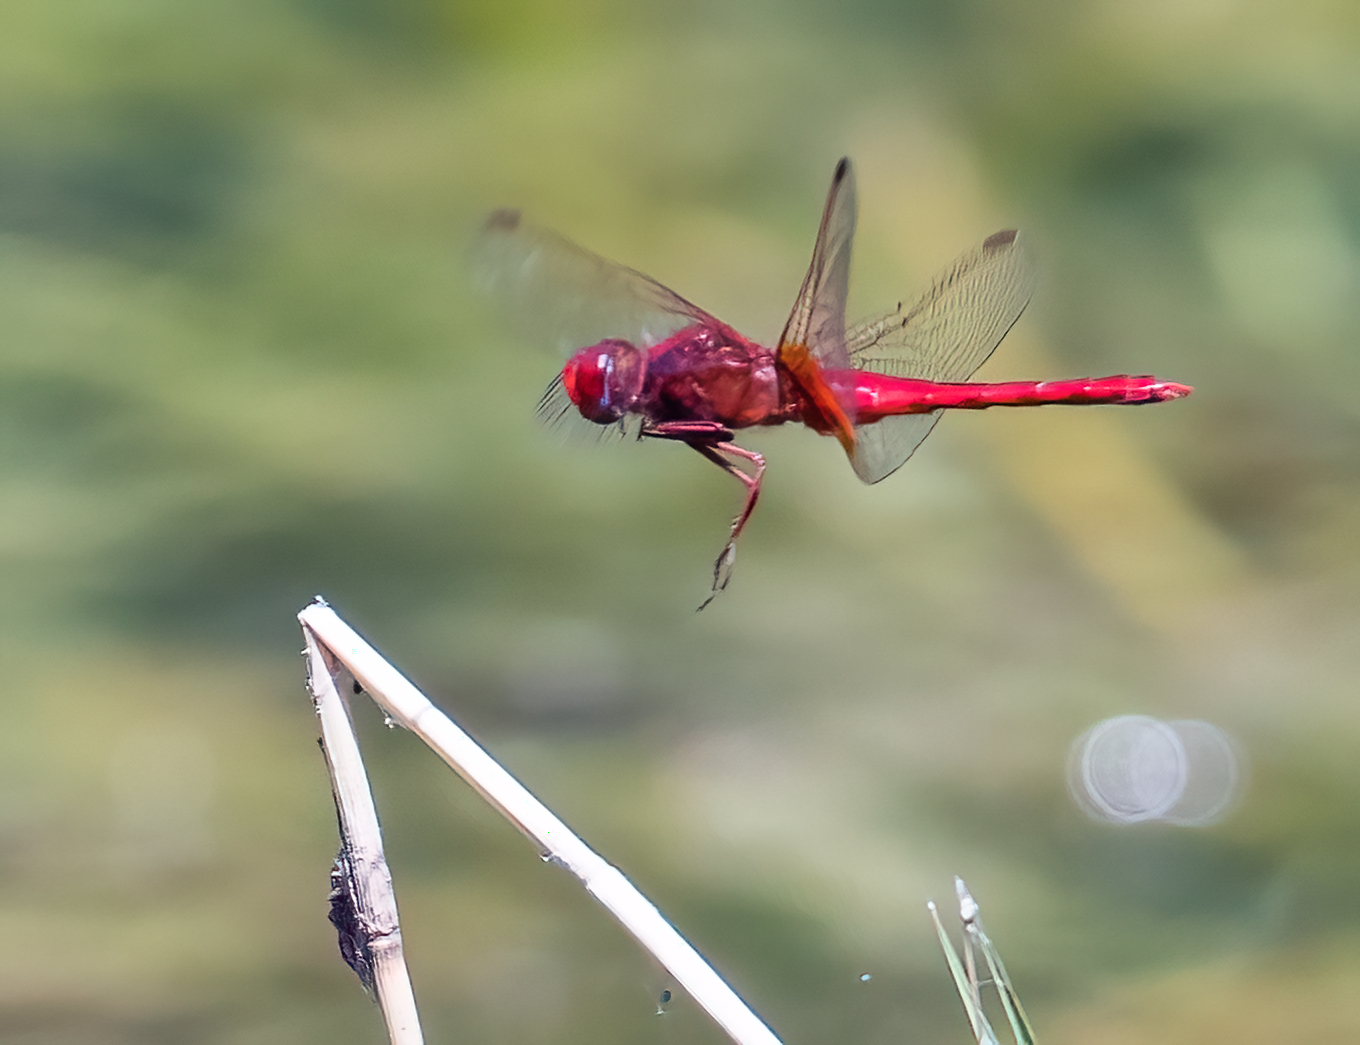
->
[477,159,1190,607]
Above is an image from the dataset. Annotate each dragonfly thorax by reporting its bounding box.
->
[562,339,647,424]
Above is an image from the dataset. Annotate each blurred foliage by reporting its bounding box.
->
[2,0,1360,1043]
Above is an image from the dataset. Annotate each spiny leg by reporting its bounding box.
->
[646,421,766,608]
[689,441,766,609]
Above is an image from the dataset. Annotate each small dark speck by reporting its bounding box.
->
[486,208,521,231]
[659,989,671,1004]
[983,229,1018,250]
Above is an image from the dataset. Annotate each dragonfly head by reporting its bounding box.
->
[562,339,647,424]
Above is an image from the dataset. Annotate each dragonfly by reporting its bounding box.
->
[476,158,1191,607]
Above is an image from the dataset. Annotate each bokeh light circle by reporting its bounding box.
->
[1068,716,1241,826]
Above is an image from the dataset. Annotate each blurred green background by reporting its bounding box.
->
[3,0,1360,1042]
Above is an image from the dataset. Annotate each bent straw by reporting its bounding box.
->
[303,624,423,1045]
[298,599,783,1045]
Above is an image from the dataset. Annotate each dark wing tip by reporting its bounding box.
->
[982,229,1019,250]
[484,208,522,232]
[833,157,851,183]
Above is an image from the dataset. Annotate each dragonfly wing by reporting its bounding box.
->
[776,159,860,453]
[777,158,857,370]
[473,208,719,358]
[848,414,943,483]
[847,229,1034,380]
[846,229,1035,483]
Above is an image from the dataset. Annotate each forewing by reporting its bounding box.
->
[777,158,857,370]
[473,208,717,357]
[846,230,1034,484]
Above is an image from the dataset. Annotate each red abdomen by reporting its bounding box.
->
[850,372,1193,423]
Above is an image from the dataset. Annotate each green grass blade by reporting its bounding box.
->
[928,899,1000,1045]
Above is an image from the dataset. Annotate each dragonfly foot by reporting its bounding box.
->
[697,543,737,612]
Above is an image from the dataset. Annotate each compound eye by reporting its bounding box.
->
[562,339,646,424]
[598,353,617,411]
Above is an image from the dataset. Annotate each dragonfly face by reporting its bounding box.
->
[561,339,647,423]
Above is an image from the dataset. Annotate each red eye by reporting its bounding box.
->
[561,340,643,423]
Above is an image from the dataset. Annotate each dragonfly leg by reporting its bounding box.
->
[645,422,765,608]
[646,420,735,442]
[688,441,766,610]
